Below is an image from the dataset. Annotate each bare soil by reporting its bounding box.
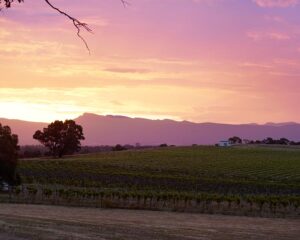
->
[0,204,299,240]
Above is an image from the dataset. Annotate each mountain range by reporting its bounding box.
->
[0,113,299,145]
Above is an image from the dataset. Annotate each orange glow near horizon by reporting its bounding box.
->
[0,0,300,124]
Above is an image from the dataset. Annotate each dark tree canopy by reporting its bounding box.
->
[228,136,242,144]
[33,120,85,158]
[0,123,20,185]
[0,0,23,9]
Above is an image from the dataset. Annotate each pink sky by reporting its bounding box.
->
[0,0,300,123]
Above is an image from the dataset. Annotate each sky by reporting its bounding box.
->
[0,0,300,124]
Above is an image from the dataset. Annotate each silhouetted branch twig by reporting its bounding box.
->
[44,0,93,54]
[1,0,130,54]
[44,0,129,54]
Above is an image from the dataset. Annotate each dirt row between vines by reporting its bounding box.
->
[0,204,299,240]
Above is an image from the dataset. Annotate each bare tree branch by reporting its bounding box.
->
[43,0,129,54]
[1,0,130,54]
[43,0,93,54]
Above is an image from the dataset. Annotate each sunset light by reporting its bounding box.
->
[0,0,299,124]
[1,1,300,237]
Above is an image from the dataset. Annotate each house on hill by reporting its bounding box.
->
[0,179,9,192]
[218,140,232,147]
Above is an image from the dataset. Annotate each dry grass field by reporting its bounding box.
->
[0,204,299,240]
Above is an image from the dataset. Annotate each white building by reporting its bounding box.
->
[0,181,9,192]
[218,140,232,147]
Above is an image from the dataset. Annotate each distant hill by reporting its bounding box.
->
[1,113,300,145]
[0,118,46,145]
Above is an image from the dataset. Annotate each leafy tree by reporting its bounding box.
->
[112,144,127,151]
[228,136,242,144]
[290,141,300,146]
[263,137,274,144]
[0,123,20,185]
[159,144,168,147]
[33,120,85,158]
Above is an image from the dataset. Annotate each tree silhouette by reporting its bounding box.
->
[0,123,20,186]
[33,120,85,158]
[0,0,128,53]
[228,136,242,144]
[0,0,22,8]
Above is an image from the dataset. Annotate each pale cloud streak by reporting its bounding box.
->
[246,31,291,41]
[253,0,298,8]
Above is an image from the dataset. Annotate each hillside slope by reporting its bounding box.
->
[1,113,299,145]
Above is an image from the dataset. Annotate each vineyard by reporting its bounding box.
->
[8,146,300,217]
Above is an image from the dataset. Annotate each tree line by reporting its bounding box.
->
[0,120,84,186]
[18,144,157,159]
[228,136,300,145]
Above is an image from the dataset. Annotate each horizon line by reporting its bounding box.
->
[0,112,299,126]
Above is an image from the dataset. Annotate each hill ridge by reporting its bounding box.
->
[1,113,299,145]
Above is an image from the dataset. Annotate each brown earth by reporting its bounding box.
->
[0,204,299,240]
